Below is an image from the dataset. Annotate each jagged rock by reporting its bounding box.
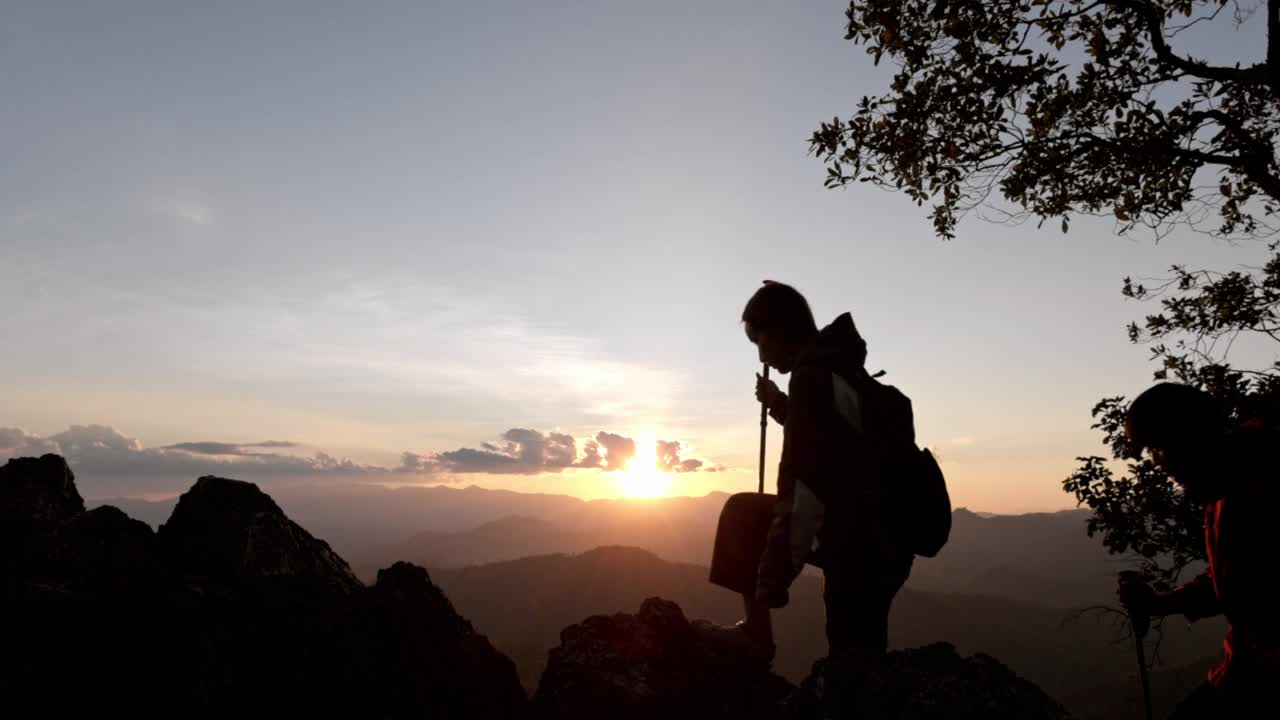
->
[158,475,361,594]
[0,454,85,574]
[360,562,528,717]
[54,505,157,588]
[533,596,795,720]
[788,642,1073,720]
[0,456,527,719]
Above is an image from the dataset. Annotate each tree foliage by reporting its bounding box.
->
[811,0,1280,240]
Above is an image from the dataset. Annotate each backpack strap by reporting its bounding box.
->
[830,371,864,435]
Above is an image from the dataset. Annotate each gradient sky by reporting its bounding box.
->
[2,1,1271,511]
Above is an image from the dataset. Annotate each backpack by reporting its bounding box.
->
[849,372,952,558]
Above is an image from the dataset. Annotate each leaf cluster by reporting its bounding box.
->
[812,1,1280,239]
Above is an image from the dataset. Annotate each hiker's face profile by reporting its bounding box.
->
[752,329,790,373]
[1149,443,1212,497]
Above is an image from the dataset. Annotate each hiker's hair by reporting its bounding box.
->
[741,281,818,346]
[1125,383,1224,451]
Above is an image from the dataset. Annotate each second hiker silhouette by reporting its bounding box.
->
[1118,383,1280,719]
[697,281,921,664]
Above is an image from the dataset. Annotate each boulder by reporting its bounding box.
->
[533,596,794,720]
[788,642,1073,719]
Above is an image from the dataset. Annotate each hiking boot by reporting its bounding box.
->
[690,619,777,664]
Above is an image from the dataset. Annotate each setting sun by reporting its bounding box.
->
[614,441,673,499]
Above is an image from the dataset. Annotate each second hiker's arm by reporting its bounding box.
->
[1159,573,1221,620]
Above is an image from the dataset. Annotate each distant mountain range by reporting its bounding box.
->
[100,484,723,562]
[102,484,1156,609]
[428,546,1223,720]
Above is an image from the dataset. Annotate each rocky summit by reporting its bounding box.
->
[532,594,1072,720]
[2,453,1073,720]
[0,454,526,719]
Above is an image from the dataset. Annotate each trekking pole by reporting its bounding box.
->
[1131,610,1153,720]
[1120,571,1154,720]
[758,364,768,494]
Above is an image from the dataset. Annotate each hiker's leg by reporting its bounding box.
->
[709,492,776,643]
[822,571,906,658]
[742,594,773,643]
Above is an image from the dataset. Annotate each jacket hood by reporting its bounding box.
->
[798,312,866,372]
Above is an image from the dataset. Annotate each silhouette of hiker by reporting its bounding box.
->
[1118,383,1280,718]
[697,281,913,663]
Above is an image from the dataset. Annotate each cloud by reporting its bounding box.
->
[575,440,604,469]
[502,428,577,469]
[0,427,60,456]
[0,424,406,495]
[434,428,579,475]
[431,430,717,475]
[165,442,244,455]
[594,432,636,471]
[436,447,525,474]
[397,451,439,474]
[163,440,303,456]
[430,428,636,475]
[50,424,141,453]
[545,432,577,468]
[2,423,722,496]
[655,439,707,473]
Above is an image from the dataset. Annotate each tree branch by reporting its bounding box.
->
[1107,0,1271,87]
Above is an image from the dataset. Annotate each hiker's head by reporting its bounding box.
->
[1125,383,1226,496]
[742,281,817,373]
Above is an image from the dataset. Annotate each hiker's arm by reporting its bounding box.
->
[756,374,787,425]
[755,367,829,608]
[1162,573,1220,620]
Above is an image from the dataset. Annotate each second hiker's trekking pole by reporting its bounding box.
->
[758,364,768,494]
[1120,571,1154,720]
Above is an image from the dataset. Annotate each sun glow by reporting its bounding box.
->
[614,440,673,499]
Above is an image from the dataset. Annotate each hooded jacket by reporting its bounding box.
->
[755,313,913,607]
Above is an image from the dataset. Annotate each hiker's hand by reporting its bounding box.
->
[1117,574,1160,618]
[756,374,782,410]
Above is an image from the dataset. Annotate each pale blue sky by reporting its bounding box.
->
[1,1,1270,510]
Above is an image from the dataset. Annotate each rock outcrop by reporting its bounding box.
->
[158,474,362,593]
[788,642,1073,720]
[0,454,526,719]
[533,596,794,720]
[533,595,1072,720]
